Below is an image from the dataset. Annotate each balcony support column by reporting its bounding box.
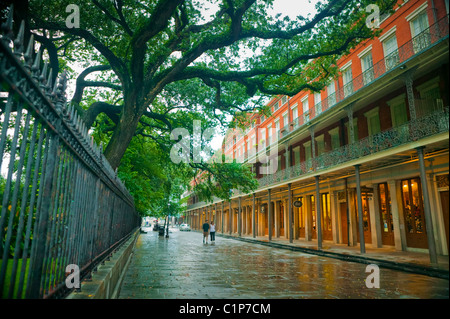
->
[238,197,242,237]
[268,189,272,241]
[315,176,322,250]
[402,68,418,121]
[345,103,355,144]
[252,193,256,238]
[221,201,224,233]
[355,164,366,254]
[214,203,219,227]
[416,147,438,264]
[288,183,293,243]
[229,200,232,235]
[309,126,316,158]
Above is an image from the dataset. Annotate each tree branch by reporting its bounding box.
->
[30,16,130,87]
[92,0,133,36]
[83,101,122,128]
[71,65,118,109]
[114,0,134,36]
[130,0,184,86]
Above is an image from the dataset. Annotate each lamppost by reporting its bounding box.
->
[166,203,170,238]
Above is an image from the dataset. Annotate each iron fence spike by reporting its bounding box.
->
[53,75,59,92]
[73,113,78,129]
[13,20,25,55]
[46,68,53,90]
[51,75,58,102]
[1,4,14,37]
[31,48,42,77]
[24,34,34,68]
[40,62,48,84]
[78,115,83,131]
[57,72,68,107]
[71,112,76,128]
[70,105,76,121]
[68,103,73,118]
[59,71,68,91]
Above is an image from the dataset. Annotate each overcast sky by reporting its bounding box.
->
[209,0,319,150]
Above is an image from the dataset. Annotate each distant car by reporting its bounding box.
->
[179,224,191,231]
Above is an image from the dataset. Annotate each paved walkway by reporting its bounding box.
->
[218,232,449,279]
[118,227,449,299]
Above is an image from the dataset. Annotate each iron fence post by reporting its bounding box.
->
[27,134,60,298]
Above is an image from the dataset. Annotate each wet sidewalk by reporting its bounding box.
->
[216,232,449,279]
[118,228,449,299]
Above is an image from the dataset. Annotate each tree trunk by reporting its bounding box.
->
[103,107,141,170]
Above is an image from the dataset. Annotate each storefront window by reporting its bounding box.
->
[298,197,304,229]
[361,193,371,232]
[402,178,425,234]
[311,195,316,231]
[321,193,332,231]
[378,183,393,233]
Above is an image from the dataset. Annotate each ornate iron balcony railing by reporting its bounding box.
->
[279,15,449,142]
[257,107,449,189]
[188,16,449,209]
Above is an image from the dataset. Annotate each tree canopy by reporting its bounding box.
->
[1,0,396,214]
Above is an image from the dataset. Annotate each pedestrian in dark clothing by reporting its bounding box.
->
[202,220,210,244]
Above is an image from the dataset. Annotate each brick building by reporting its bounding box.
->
[184,0,449,261]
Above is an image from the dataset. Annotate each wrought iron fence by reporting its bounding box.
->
[0,9,140,299]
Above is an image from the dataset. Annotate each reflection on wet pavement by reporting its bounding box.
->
[118,229,449,299]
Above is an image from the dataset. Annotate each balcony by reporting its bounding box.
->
[257,107,449,190]
[187,17,449,209]
[188,105,448,208]
[278,15,448,142]
[362,68,375,86]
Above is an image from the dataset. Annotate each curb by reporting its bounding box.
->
[66,229,140,299]
[215,232,449,280]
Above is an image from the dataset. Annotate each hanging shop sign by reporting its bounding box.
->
[293,200,303,208]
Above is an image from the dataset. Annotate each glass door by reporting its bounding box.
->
[378,183,395,246]
[321,193,333,240]
[298,197,305,238]
[340,202,349,244]
[311,195,316,239]
[383,35,399,71]
[356,191,372,244]
[361,51,374,85]
[342,67,353,98]
[401,178,428,249]
[410,11,430,54]
[279,201,285,237]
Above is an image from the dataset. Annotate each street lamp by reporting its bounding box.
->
[166,203,170,238]
[165,215,170,238]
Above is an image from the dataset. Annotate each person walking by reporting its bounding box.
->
[202,220,210,244]
[210,221,216,244]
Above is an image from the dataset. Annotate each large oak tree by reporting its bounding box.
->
[2,0,396,203]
